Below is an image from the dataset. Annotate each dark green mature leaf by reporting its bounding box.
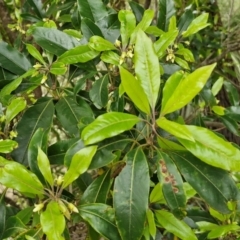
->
[79,203,121,240]
[178,125,240,171]
[12,98,54,165]
[81,170,112,204]
[0,140,18,153]
[129,1,144,23]
[171,152,239,214]
[26,0,45,18]
[134,30,160,109]
[40,201,65,240]
[114,148,150,240]
[0,41,32,75]
[177,9,194,34]
[82,112,140,145]
[89,74,109,109]
[32,27,80,56]
[3,216,26,238]
[0,202,6,240]
[55,96,94,137]
[81,18,104,40]
[77,0,108,23]
[224,81,239,106]
[157,0,176,31]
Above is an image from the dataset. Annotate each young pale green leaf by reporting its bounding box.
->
[207,224,240,239]
[49,62,67,75]
[118,10,136,48]
[175,57,190,70]
[101,51,120,65]
[6,97,26,124]
[150,183,165,204]
[79,203,121,240]
[63,29,82,39]
[114,148,150,240]
[154,29,178,58]
[63,146,97,188]
[82,112,140,145]
[178,125,240,171]
[26,44,46,65]
[134,30,160,109]
[212,106,225,116]
[0,140,18,153]
[161,63,216,116]
[157,136,185,151]
[147,209,156,239]
[182,13,210,38]
[40,201,65,240]
[58,45,99,64]
[88,36,117,52]
[156,117,194,141]
[37,147,54,186]
[212,77,224,96]
[145,26,164,36]
[175,48,195,62]
[119,66,150,114]
[0,157,44,195]
[155,210,197,240]
[168,15,177,31]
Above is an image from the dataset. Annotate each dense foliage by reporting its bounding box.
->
[1,0,240,239]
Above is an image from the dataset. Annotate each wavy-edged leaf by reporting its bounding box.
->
[119,66,150,114]
[12,98,54,165]
[134,30,160,109]
[0,140,18,153]
[63,146,97,188]
[113,148,150,240]
[171,152,239,214]
[0,157,44,196]
[178,125,240,171]
[79,203,121,240]
[58,45,99,64]
[81,170,112,204]
[82,112,140,145]
[88,36,117,51]
[40,201,65,240]
[161,63,216,116]
[155,210,197,240]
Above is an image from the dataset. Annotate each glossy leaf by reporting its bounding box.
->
[58,45,99,64]
[150,183,165,204]
[171,152,239,214]
[114,148,150,240]
[81,170,112,204]
[79,203,121,240]
[89,36,117,51]
[89,74,109,109]
[0,140,18,153]
[134,30,160,109]
[156,117,194,141]
[0,41,32,75]
[81,18,104,40]
[82,112,139,145]
[155,210,197,240]
[63,146,97,188]
[49,62,67,75]
[154,29,179,58]
[100,51,120,65]
[26,44,46,65]
[157,136,185,151]
[147,209,156,239]
[119,66,150,114]
[161,63,216,115]
[177,9,194,34]
[212,77,224,96]
[40,201,65,240]
[129,1,144,22]
[0,157,44,195]
[26,0,45,18]
[12,98,54,165]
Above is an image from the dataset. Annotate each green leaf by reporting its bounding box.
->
[157,136,185,151]
[0,202,6,240]
[16,206,34,225]
[113,148,150,240]
[77,0,108,23]
[3,216,26,238]
[129,1,144,22]
[207,224,240,239]
[37,147,54,186]
[0,140,18,153]
[81,18,104,40]
[175,47,195,62]
[178,125,240,171]
[118,10,136,48]
[63,146,97,188]
[63,29,82,39]
[32,27,80,56]
[155,210,197,240]
[40,201,65,240]
[0,157,44,195]
[82,112,140,145]
[150,183,165,204]
[79,203,121,240]
[161,63,216,115]
[101,51,120,65]
[0,41,32,75]
[182,13,210,38]
[145,26,164,36]
[89,74,109,109]
[119,66,150,114]
[147,209,156,239]
[81,170,112,204]
[171,152,239,214]
[177,9,194,34]
[212,77,224,96]
[58,45,99,64]
[26,44,46,65]
[26,0,45,19]
[55,96,94,137]
[154,29,178,58]
[88,36,117,51]
[134,30,161,109]
[156,117,194,141]
[5,97,26,124]
[224,81,239,106]
[49,62,67,75]
[12,98,54,165]
[175,57,190,70]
